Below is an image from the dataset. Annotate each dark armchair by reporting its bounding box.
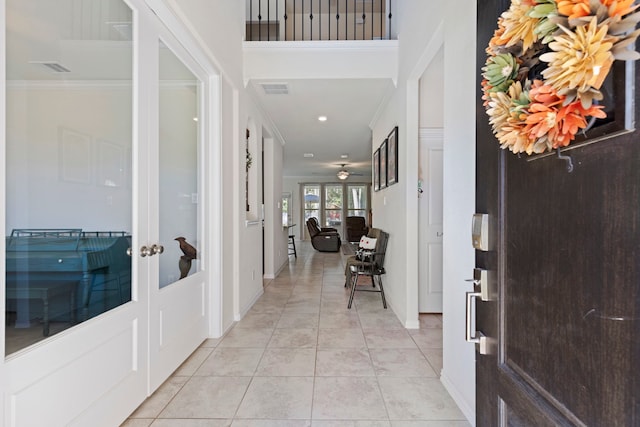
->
[306,217,341,252]
[345,216,369,242]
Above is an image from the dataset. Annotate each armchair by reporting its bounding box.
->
[306,217,341,252]
[345,216,369,242]
[308,217,338,233]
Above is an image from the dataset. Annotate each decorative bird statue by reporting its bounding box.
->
[175,237,197,279]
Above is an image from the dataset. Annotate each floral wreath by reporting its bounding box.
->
[482,0,640,155]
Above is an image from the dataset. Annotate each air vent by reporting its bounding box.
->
[260,83,289,95]
[30,61,71,73]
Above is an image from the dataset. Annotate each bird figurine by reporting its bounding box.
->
[175,237,197,279]
[178,255,192,279]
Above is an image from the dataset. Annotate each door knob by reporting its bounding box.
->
[126,247,133,256]
[140,246,153,257]
[151,244,164,255]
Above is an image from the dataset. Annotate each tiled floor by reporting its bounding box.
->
[122,242,470,427]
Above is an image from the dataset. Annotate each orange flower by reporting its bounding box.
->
[528,79,563,106]
[558,0,638,19]
[557,0,590,19]
[488,18,507,52]
[601,0,638,17]
[523,80,607,148]
[553,101,607,147]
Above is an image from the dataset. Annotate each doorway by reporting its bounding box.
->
[417,45,445,314]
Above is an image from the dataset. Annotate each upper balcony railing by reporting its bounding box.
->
[246,0,393,42]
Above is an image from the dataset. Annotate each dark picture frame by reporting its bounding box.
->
[379,139,388,189]
[373,148,380,191]
[387,126,398,186]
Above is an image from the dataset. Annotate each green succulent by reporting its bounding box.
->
[483,53,520,93]
[530,0,559,43]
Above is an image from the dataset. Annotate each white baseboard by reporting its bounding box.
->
[405,319,420,329]
[441,370,475,426]
[235,287,264,321]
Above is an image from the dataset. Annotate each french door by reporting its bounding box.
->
[1,1,212,425]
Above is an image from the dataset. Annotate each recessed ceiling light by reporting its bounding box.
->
[318,116,327,122]
[303,153,314,158]
[340,154,349,159]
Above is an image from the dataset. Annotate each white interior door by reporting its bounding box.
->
[2,0,151,425]
[148,22,209,390]
[1,1,213,425]
[418,129,444,313]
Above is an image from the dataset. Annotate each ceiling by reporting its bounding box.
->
[248,78,393,179]
[6,0,393,181]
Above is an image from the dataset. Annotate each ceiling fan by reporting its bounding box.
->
[336,163,364,180]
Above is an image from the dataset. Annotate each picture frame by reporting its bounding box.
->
[387,126,398,186]
[59,127,92,184]
[379,139,388,189]
[373,148,380,192]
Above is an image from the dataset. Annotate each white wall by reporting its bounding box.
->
[419,46,444,128]
[371,0,476,423]
[221,77,237,332]
[264,135,288,279]
[370,0,446,330]
[441,2,477,423]
[163,1,285,327]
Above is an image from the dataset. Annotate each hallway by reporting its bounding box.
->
[122,242,469,426]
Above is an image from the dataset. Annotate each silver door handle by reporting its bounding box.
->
[466,291,490,354]
[465,291,482,343]
[140,245,153,257]
[151,244,164,255]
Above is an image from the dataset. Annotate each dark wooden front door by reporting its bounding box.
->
[475,1,640,425]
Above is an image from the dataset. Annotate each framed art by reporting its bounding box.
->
[373,148,380,191]
[387,126,398,186]
[59,127,92,184]
[379,139,388,189]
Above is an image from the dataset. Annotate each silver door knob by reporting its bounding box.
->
[151,244,164,255]
[140,245,153,257]
[126,247,133,256]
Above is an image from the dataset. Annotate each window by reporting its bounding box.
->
[324,185,343,227]
[347,184,368,220]
[301,183,370,239]
[303,184,321,221]
[282,192,292,226]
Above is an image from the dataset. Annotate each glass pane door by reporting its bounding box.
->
[5,0,133,355]
[158,41,201,288]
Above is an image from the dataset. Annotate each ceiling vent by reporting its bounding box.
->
[260,82,289,95]
[30,61,71,73]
